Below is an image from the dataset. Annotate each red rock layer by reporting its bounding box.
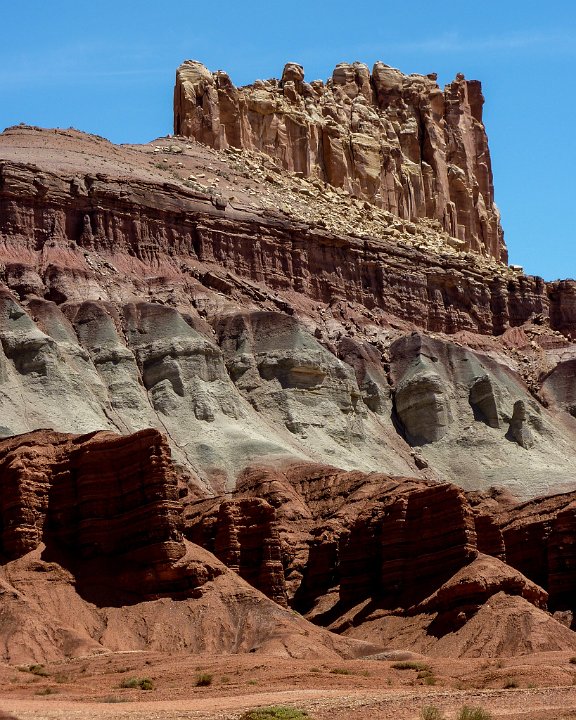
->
[187,497,287,606]
[339,483,477,607]
[174,61,504,260]
[497,492,576,613]
[188,465,526,623]
[0,429,223,604]
[1,160,575,338]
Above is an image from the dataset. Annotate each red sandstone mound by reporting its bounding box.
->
[186,462,576,657]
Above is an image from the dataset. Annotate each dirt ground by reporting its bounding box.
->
[3,650,576,719]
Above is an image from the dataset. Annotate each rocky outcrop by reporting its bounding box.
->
[339,482,477,608]
[174,61,504,261]
[500,492,576,614]
[187,497,287,606]
[388,333,576,497]
[1,131,575,344]
[542,359,576,417]
[412,554,548,614]
[0,428,209,603]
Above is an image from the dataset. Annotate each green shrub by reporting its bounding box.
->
[99,696,129,703]
[239,708,312,720]
[195,673,213,687]
[457,706,492,720]
[421,707,445,720]
[392,661,431,672]
[21,664,49,677]
[329,668,351,675]
[119,677,154,690]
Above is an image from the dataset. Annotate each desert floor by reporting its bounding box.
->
[3,651,576,719]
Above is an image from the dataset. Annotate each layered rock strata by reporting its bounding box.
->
[174,61,504,261]
[183,460,576,658]
[0,428,208,603]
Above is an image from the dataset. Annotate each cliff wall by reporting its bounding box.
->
[175,60,504,260]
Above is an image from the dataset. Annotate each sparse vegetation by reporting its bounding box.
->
[503,679,518,689]
[392,661,431,672]
[195,672,213,687]
[18,664,49,677]
[457,706,493,720]
[421,706,445,720]
[570,657,576,664]
[119,677,154,690]
[99,696,130,703]
[329,667,351,675]
[35,687,56,695]
[239,707,312,720]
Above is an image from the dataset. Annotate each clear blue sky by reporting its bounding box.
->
[1,1,574,280]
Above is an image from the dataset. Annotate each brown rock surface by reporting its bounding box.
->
[187,461,576,657]
[174,61,504,261]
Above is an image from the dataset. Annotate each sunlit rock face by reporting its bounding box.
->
[175,60,505,261]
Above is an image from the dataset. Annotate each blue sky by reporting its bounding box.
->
[1,1,574,280]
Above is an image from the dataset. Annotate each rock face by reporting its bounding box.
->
[0,64,575,664]
[186,460,576,657]
[0,429,378,663]
[0,428,205,603]
[187,497,287,606]
[175,61,504,261]
[0,125,575,496]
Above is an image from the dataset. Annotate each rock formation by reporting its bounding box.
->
[0,429,380,663]
[174,61,504,261]
[0,55,574,663]
[0,127,575,496]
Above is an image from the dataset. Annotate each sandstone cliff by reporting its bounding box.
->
[0,429,378,663]
[174,60,504,261]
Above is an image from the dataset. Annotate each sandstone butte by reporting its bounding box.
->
[1,58,576,718]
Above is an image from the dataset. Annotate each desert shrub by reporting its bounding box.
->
[421,707,445,720]
[570,657,576,664]
[20,664,49,677]
[329,668,351,675]
[457,706,492,720]
[392,661,431,672]
[195,673,213,687]
[119,677,154,690]
[503,679,518,689]
[239,708,312,720]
